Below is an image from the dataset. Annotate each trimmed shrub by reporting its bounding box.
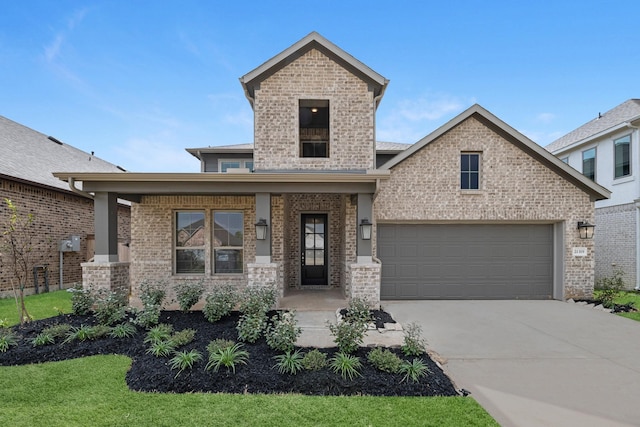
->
[203,285,238,323]
[70,284,94,315]
[174,280,205,312]
[93,289,127,326]
[265,311,301,353]
[367,347,403,374]
[302,349,328,371]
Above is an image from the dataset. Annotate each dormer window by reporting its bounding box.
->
[300,100,329,157]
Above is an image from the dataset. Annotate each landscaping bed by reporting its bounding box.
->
[0,310,458,397]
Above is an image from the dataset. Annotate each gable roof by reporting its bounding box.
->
[379,104,610,201]
[0,115,126,195]
[546,99,640,154]
[239,32,389,108]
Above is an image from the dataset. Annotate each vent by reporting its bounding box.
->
[48,136,63,145]
[116,166,126,172]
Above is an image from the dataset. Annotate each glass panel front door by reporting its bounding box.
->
[301,214,328,286]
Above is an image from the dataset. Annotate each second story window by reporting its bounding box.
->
[614,135,631,178]
[219,159,254,172]
[582,147,596,181]
[461,153,480,190]
[299,100,329,158]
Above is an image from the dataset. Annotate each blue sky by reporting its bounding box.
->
[1,1,638,172]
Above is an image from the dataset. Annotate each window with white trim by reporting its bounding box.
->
[175,211,205,274]
[614,135,631,178]
[582,147,596,181]
[219,159,254,172]
[213,211,244,274]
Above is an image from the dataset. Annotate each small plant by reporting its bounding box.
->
[206,342,249,373]
[53,306,65,316]
[402,322,426,356]
[93,288,127,326]
[144,324,174,345]
[203,285,238,323]
[302,349,327,371]
[0,318,9,328]
[237,312,267,343]
[32,332,55,347]
[43,323,72,340]
[344,297,372,326]
[327,320,367,354]
[0,329,18,352]
[596,268,626,308]
[91,324,112,339]
[110,322,137,339]
[273,350,304,375]
[70,284,94,315]
[146,340,176,357]
[400,358,430,383]
[133,280,167,328]
[265,311,301,353]
[367,347,403,374]
[170,328,196,348]
[169,349,203,378]
[64,324,96,343]
[132,304,161,329]
[206,339,235,354]
[330,352,362,380]
[173,280,205,312]
[239,285,277,316]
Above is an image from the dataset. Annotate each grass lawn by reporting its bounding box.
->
[0,289,72,326]
[594,290,640,322]
[1,292,498,427]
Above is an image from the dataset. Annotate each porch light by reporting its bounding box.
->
[360,218,372,240]
[255,218,268,240]
[577,221,595,239]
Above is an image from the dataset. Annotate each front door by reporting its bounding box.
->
[301,214,328,286]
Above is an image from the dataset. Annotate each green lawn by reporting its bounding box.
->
[0,291,498,427]
[594,290,640,322]
[0,289,72,326]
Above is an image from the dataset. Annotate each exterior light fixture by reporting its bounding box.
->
[255,218,268,240]
[577,221,595,239]
[360,218,372,240]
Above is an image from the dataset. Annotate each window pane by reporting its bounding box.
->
[176,212,205,247]
[470,172,479,189]
[461,153,480,189]
[615,136,630,178]
[214,212,243,246]
[214,249,243,274]
[176,249,205,274]
[245,161,254,171]
[305,249,316,265]
[582,148,596,180]
[461,154,469,171]
[220,161,241,172]
[470,154,479,170]
[314,250,325,266]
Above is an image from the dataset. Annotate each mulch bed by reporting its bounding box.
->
[0,310,458,397]
[572,299,637,313]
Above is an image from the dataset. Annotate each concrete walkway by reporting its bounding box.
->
[383,300,640,427]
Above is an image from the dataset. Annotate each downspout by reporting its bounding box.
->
[67,177,93,199]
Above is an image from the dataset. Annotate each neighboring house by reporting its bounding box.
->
[54,32,609,308]
[546,99,640,290]
[0,116,131,297]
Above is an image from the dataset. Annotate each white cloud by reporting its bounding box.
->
[44,34,64,62]
[536,112,556,124]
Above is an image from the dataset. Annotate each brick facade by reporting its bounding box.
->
[595,203,637,289]
[253,48,375,171]
[0,178,130,296]
[374,116,597,299]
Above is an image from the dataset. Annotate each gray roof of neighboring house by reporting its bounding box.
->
[546,99,640,153]
[0,115,126,194]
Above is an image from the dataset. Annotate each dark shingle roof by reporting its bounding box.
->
[546,99,640,153]
[0,115,126,193]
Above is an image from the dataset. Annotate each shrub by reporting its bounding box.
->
[70,284,94,315]
[133,280,167,328]
[206,342,249,373]
[43,323,72,339]
[110,322,137,339]
[0,318,9,328]
[203,285,238,323]
[146,340,176,357]
[302,349,328,371]
[169,349,203,377]
[400,358,430,383]
[330,352,362,380]
[237,312,267,343]
[206,339,235,354]
[144,323,174,345]
[64,325,96,343]
[596,268,626,308]
[344,297,372,326]
[32,332,55,347]
[367,347,403,374]
[265,311,301,353]
[402,322,426,356]
[273,350,304,375]
[174,280,205,312]
[91,324,112,339]
[239,285,277,316]
[327,319,367,354]
[0,329,18,352]
[132,304,161,329]
[170,328,196,348]
[93,288,127,326]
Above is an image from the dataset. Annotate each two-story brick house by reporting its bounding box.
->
[55,32,609,307]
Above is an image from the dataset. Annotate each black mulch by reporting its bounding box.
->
[0,310,458,397]
[573,299,637,313]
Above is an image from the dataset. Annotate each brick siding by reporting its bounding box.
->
[595,203,637,289]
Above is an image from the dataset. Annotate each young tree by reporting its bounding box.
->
[0,198,34,325]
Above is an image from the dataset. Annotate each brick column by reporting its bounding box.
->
[82,261,130,297]
[347,262,381,309]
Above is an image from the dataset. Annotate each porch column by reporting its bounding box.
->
[357,193,373,263]
[94,192,118,262]
[255,192,271,263]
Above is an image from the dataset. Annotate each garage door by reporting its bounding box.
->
[378,224,553,299]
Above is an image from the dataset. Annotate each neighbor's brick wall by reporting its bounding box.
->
[0,179,131,296]
[129,195,256,304]
[594,203,637,289]
[374,115,596,299]
[253,48,375,171]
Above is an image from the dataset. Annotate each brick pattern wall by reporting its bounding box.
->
[82,261,130,296]
[247,263,281,298]
[129,195,256,303]
[253,48,375,171]
[374,116,597,299]
[595,203,637,289]
[0,179,131,296]
[346,262,381,309]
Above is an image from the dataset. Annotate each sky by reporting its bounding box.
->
[1,1,639,172]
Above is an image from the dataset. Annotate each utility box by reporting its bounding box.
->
[59,235,81,252]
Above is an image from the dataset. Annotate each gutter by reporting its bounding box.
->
[67,177,93,199]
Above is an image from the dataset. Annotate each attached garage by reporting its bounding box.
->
[378,224,554,300]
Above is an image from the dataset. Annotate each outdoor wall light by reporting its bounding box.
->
[577,221,595,239]
[360,218,372,240]
[255,218,268,240]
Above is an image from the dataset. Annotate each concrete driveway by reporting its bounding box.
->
[383,300,640,427]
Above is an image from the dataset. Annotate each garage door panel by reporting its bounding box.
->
[379,224,553,300]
